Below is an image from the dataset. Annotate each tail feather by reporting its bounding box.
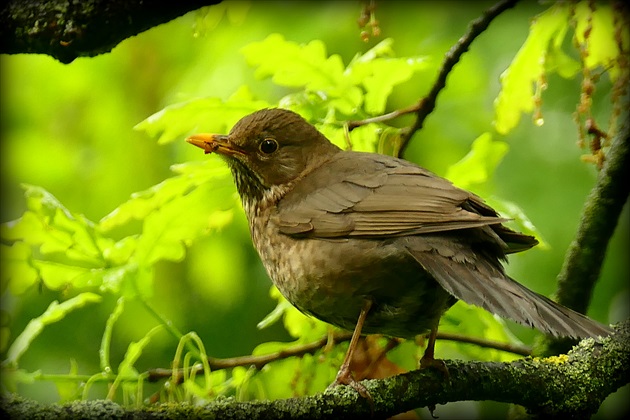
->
[405,239,611,339]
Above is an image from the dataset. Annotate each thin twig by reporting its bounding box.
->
[347,0,520,156]
[146,330,531,382]
[347,103,422,131]
[438,332,531,356]
[398,0,521,157]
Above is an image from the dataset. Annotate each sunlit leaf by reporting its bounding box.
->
[259,286,329,341]
[385,339,421,373]
[494,4,570,134]
[108,325,164,401]
[117,325,164,378]
[101,297,126,373]
[446,132,509,189]
[0,242,39,295]
[488,198,549,249]
[574,3,622,80]
[257,297,292,330]
[352,57,427,114]
[347,38,396,68]
[2,185,106,266]
[546,44,580,79]
[32,260,96,290]
[133,179,236,265]
[3,293,102,367]
[242,34,346,91]
[100,160,230,231]
[134,85,269,144]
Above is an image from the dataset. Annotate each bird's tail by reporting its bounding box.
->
[405,239,612,339]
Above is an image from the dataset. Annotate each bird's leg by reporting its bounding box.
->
[328,299,372,399]
[419,325,448,376]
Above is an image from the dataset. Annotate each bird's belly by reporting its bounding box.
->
[252,224,455,338]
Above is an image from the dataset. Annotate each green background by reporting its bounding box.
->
[1,1,627,417]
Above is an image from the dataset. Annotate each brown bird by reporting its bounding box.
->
[186,108,611,393]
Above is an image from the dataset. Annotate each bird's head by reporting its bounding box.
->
[187,108,341,200]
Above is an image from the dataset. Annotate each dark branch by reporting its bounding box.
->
[556,120,630,312]
[397,0,520,157]
[542,118,630,355]
[0,0,220,64]
[146,331,531,382]
[2,320,627,419]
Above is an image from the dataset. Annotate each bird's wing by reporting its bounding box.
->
[275,151,520,244]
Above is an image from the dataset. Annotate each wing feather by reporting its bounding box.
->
[275,152,515,240]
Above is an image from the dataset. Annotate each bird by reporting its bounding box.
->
[186,108,611,393]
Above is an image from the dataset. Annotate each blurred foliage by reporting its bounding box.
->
[0,1,628,418]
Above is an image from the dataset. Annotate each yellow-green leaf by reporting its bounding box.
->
[446,132,509,190]
[494,4,570,134]
[4,293,101,366]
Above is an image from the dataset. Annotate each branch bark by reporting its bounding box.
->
[0,0,220,64]
[540,118,630,356]
[2,320,628,419]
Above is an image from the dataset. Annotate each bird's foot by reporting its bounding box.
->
[419,353,449,418]
[419,354,449,378]
[328,366,372,400]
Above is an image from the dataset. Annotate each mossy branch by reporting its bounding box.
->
[2,320,628,419]
[0,0,221,64]
[541,115,630,356]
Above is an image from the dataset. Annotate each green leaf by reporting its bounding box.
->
[242,34,364,115]
[116,325,163,378]
[494,4,570,134]
[574,3,622,80]
[134,85,269,144]
[100,160,230,231]
[488,198,549,249]
[2,185,108,266]
[257,296,292,330]
[108,325,164,401]
[31,260,97,290]
[3,293,102,367]
[0,185,134,294]
[133,178,236,265]
[350,56,427,114]
[242,33,346,91]
[0,242,39,295]
[385,339,422,372]
[445,132,509,190]
[100,297,126,373]
[0,311,10,354]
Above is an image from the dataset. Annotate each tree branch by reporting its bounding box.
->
[0,0,220,64]
[2,320,627,419]
[541,118,630,356]
[396,0,520,157]
[145,331,531,382]
[346,0,521,156]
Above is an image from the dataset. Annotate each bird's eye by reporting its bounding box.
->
[259,138,278,154]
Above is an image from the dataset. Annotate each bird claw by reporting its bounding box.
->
[419,355,449,378]
[328,367,372,400]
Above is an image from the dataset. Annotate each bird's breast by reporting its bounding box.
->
[245,199,453,338]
